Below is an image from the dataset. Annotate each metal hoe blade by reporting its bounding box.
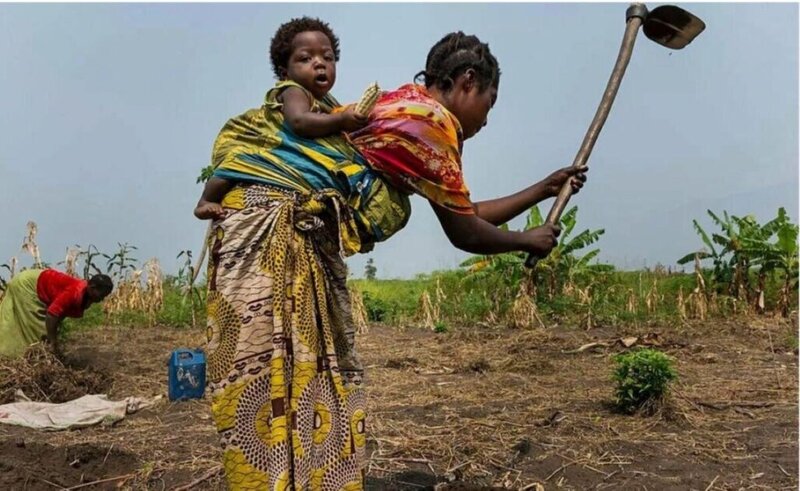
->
[643,5,706,49]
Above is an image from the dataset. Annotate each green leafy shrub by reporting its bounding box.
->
[361,291,389,322]
[612,348,677,414]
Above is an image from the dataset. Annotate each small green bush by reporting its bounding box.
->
[612,348,677,414]
[361,291,389,322]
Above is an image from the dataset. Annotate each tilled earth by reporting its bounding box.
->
[0,317,796,490]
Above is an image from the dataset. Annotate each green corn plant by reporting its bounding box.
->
[104,243,138,281]
[77,245,105,279]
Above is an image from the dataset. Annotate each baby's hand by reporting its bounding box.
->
[194,201,225,220]
[339,106,369,132]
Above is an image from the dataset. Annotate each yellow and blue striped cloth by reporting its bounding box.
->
[211,81,410,255]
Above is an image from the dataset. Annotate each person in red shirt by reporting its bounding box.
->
[0,269,113,358]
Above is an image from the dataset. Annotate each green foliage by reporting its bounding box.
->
[612,348,677,414]
[103,242,138,280]
[531,205,606,294]
[197,165,215,184]
[461,205,606,302]
[164,250,205,328]
[742,208,798,283]
[63,281,205,335]
[361,290,390,322]
[176,251,203,301]
[460,224,527,293]
[679,208,799,312]
[61,302,110,336]
[157,280,206,327]
[41,206,798,345]
[76,245,104,279]
[350,278,431,323]
[351,266,706,328]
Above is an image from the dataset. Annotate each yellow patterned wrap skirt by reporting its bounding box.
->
[205,184,366,490]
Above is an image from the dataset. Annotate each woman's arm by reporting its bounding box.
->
[473,166,588,226]
[45,313,63,356]
[431,203,561,256]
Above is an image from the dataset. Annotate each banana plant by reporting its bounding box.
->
[680,208,799,311]
[740,207,799,314]
[678,210,754,296]
[462,205,605,296]
[529,205,605,295]
[461,223,527,290]
[677,218,723,272]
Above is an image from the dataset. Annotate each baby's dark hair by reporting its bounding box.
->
[89,274,113,296]
[415,32,500,92]
[269,17,340,79]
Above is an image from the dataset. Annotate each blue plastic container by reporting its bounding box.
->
[168,348,206,401]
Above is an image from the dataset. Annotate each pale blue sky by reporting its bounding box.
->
[1,3,797,278]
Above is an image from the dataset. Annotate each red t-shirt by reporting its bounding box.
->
[36,269,89,318]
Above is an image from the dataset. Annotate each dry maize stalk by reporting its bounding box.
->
[509,283,544,329]
[688,291,708,320]
[626,289,637,314]
[348,286,369,335]
[21,221,42,268]
[64,248,79,277]
[144,258,164,325]
[645,279,660,314]
[677,286,687,320]
[419,290,436,330]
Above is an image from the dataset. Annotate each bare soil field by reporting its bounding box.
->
[0,318,796,490]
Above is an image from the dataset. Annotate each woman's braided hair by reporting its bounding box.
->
[415,32,500,92]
